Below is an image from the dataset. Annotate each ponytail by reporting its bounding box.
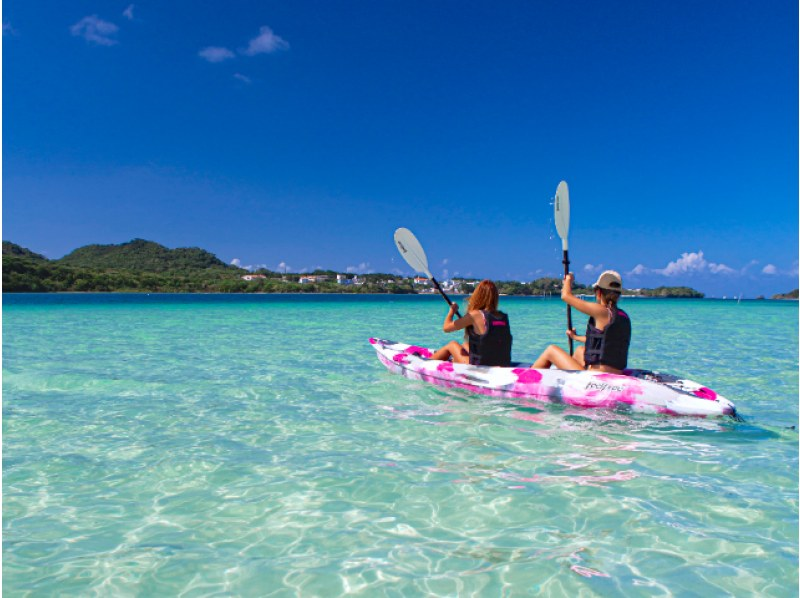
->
[599,288,621,309]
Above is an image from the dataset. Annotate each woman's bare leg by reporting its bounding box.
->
[532,344,583,370]
[432,340,469,363]
[573,346,586,368]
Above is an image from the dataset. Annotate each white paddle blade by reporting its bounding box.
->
[394,227,432,277]
[554,180,570,251]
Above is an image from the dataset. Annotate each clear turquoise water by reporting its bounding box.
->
[3,294,798,596]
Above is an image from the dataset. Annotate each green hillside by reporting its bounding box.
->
[57,239,233,272]
[3,241,47,260]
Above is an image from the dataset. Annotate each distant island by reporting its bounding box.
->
[2,239,711,297]
[771,289,799,300]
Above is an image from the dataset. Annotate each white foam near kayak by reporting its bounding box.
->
[369,338,737,418]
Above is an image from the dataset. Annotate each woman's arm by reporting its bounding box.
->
[443,302,474,333]
[567,329,586,344]
[561,273,609,321]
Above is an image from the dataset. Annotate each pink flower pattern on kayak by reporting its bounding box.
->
[693,386,717,400]
[512,368,542,384]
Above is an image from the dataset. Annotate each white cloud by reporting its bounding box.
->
[241,26,289,56]
[199,46,235,63]
[346,262,372,274]
[655,251,734,277]
[740,259,759,274]
[277,261,291,272]
[230,258,270,272]
[709,262,735,275]
[442,258,449,266]
[233,73,252,84]
[629,264,648,276]
[762,264,777,275]
[123,5,135,20]
[71,15,119,46]
[583,263,604,274]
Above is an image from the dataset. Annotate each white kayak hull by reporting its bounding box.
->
[369,338,737,418]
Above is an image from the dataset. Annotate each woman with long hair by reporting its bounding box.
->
[430,279,513,366]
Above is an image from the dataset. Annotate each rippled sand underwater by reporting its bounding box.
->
[3,294,798,596]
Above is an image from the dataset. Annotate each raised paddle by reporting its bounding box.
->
[394,227,462,318]
[554,180,574,356]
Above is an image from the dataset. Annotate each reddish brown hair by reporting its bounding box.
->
[468,279,499,312]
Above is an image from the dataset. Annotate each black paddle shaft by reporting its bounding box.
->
[563,250,574,356]
[431,276,462,319]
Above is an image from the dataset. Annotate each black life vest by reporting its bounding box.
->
[468,310,512,367]
[584,307,631,370]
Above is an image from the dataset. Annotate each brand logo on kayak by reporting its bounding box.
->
[585,381,624,393]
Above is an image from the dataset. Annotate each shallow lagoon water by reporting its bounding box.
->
[3,294,798,596]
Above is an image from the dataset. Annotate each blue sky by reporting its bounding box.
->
[3,1,797,297]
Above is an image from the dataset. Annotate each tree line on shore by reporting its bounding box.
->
[0,239,762,299]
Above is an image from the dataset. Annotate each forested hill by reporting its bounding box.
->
[3,239,250,293]
[3,241,47,260]
[772,289,799,300]
[57,239,234,272]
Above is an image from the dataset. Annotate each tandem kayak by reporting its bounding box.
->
[369,338,737,418]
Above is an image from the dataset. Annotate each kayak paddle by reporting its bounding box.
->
[554,180,574,356]
[394,227,462,318]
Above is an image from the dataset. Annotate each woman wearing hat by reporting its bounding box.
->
[532,270,631,373]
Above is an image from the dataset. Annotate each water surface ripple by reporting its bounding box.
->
[3,294,797,596]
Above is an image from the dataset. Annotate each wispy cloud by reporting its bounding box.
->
[3,21,16,36]
[233,73,252,84]
[762,264,777,275]
[123,5,135,20]
[242,26,289,56]
[198,46,235,63]
[583,263,604,274]
[199,25,288,70]
[71,15,119,46]
[347,262,373,274]
[230,258,269,272]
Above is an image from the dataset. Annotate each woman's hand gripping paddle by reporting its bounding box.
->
[394,227,462,318]
[554,181,574,356]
